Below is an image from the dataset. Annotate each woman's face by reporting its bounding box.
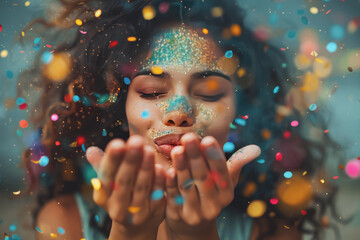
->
[126,26,236,169]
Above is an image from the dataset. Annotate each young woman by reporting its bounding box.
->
[19,0,340,239]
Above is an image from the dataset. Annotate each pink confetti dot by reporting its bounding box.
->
[270,198,278,205]
[275,152,283,161]
[345,159,360,179]
[51,114,58,121]
[291,120,299,127]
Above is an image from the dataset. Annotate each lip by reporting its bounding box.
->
[154,133,185,158]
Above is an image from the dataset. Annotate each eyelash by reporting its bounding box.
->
[139,92,224,102]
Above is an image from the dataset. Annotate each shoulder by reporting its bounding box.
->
[36,194,83,239]
[250,217,302,240]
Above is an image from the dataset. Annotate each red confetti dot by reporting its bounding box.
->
[283,130,291,139]
[275,152,283,161]
[109,40,118,48]
[301,210,307,216]
[209,170,221,183]
[46,44,52,48]
[19,120,28,128]
[64,94,72,103]
[241,115,249,119]
[270,198,279,205]
[55,141,61,146]
[324,129,329,133]
[333,176,339,179]
[19,103,28,110]
[76,135,86,146]
[0,24,2,32]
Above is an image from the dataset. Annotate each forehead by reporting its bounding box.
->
[139,25,223,73]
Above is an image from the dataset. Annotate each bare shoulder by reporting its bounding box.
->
[250,217,302,240]
[36,194,83,240]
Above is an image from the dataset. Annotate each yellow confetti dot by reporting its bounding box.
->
[142,5,156,20]
[247,200,266,218]
[151,66,163,75]
[211,7,223,18]
[206,80,219,91]
[1,49,9,58]
[202,28,209,34]
[21,31,25,37]
[127,36,137,42]
[75,19,83,26]
[277,175,313,206]
[230,24,242,36]
[237,68,246,77]
[91,178,102,191]
[320,179,325,184]
[13,191,21,195]
[309,7,318,15]
[95,9,102,18]
[43,52,72,82]
[310,50,318,58]
[302,171,307,176]
[127,206,141,213]
[50,233,57,238]
[25,1,30,7]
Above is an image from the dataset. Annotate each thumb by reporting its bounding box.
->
[227,145,261,186]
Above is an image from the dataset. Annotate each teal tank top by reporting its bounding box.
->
[74,193,253,240]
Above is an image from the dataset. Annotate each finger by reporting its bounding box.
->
[165,167,181,221]
[227,145,261,185]
[200,136,234,206]
[86,146,104,173]
[149,164,166,210]
[109,136,144,223]
[171,144,202,225]
[98,139,126,187]
[130,145,155,224]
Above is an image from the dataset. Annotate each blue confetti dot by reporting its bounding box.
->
[151,189,164,200]
[225,50,233,58]
[16,98,25,105]
[124,77,131,85]
[281,63,287,68]
[41,51,53,64]
[82,144,86,153]
[94,214,99,223]
[223,142,235,153]
[182,179,194,190]
[58,227,65,235]
[102,129,107,136]
[33,38,41,51]
[273,86,280,94]
[39,156,49,167]
[36,226,42,233]
[330,25,345,40]
[257,159,265,164]
[269,13,278,25]
[309,104,317,111]
[6,70,14,79]
[9,224,17,231]
[287,30,296,39]
[284,171,293,179]
[81,96,92,106]
[11,235,21,240]
[34,37,41,44]
[326,42,337,53]
[174,195,184,205]
[301,16,308,25]
[16,130,22,136]
[234,118,246,126]
[72,95,80,102]
[141,110,150,119]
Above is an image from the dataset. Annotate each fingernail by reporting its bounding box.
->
[206,146,222,160]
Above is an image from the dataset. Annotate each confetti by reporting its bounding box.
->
[25,1,30,7]
[58,227,65,235]
[174,195,184,205]
[75,19,83,26]
[13,191,21,195]
[326,42,337,53]
[309,104,317,111]
[330,24,345,40]
[270,198,279,205]
[202,28,209,34]
[284,171,293,179]
[0,24,2,32]
[142,5,156,20]
[127,36,137,42]
[1,49,8,58]
[151,189,164,200]
[39,156,49,167]
[95,9,102,18]
[291,120,299,127]
[102,129,107,136]
[6,70,13,79]
[348,67,353,72]
[151,66,163,75]
[73,95,80,102]
[230,24,242,36]
[51,114,58,121]
[182,179,194,190]
[257,159,265,164]
[36,227,42,233]
[124,77,131,85]
[76,135,86,146]
[19,120,28,128]
[273,86,280,94]
[9,224,17,231]
[211,7,223,17]
[225,50,233,58]
[275,152,283,161]
[128,206,141,213]
[309,7,318,15]
[109,40,118,48]
[223,142,235,153]
[141,110,150,119]
[345,159,360,179]
[301,16,308,25]
[158,2,170,13]
[247,200,266,218]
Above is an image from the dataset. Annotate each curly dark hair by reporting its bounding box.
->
[18,0,348,239]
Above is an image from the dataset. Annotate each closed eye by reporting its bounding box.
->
[195,93,224,102]
[139,92,166,99]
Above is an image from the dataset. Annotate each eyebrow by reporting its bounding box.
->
[132,70,231,82]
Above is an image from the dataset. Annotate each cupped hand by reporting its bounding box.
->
[165,133,261,239]
[86,135,166,239]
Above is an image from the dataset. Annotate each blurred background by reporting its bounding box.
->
[0,0,359,239]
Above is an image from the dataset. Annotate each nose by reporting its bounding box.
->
[162,95,195,127]
[164,111,195,127]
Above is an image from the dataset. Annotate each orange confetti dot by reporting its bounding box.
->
[127,36,137,42]
[230,24,242,36]
[202,28,209,34]
[19,120,28,128]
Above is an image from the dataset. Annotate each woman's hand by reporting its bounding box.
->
[165,133,261,240]
[86,136,166,240]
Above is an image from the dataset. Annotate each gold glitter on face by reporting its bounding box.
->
[140,25,231,74]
